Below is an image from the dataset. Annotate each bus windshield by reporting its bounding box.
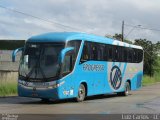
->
[19,42,64,81]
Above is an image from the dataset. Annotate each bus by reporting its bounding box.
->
[12,32,143,102]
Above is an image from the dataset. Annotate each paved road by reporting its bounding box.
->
[0,84,160,114]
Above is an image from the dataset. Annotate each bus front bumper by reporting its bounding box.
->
[18,84,59,99]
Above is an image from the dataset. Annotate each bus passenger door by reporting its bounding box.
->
[61,51,74,98]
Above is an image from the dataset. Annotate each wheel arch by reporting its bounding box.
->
[126,79,131,90]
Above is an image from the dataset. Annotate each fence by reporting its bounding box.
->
[0,50,21,82]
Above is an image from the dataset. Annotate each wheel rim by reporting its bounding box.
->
[78,85,85,100]
[125,83,130,95]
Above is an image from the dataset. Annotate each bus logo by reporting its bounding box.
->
[110,65,122,90]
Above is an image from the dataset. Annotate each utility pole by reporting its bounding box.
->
[122,20,124,42]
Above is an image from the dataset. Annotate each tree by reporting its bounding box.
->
[113,33,122,41]
[155,41,160,56]
[106,33,132,44]
[134,39,159,76]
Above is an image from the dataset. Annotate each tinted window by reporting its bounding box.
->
[62,40,81,76]
[97,44,105,60]
[137,49,143,63]
[81,42,90,61]
[108,45,113,61]
[81,42,105,61]
[127,48,133,62]
[81,41,143,63]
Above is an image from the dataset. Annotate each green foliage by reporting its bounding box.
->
[0,82,17,96]
[143,71,160,86]
[113,33,123,41]
[123,39,133,44]
[0,40,25,50]
[134,39,160,76]
[154,57,160,73]
[112,33,133,44]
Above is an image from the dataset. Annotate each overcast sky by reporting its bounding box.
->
[0,0,160,43]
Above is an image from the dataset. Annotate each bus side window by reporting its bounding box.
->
[90,43,98,60]
[122,47,127,62]
[117,46,122,62]
[98,44,105,61]
[81,42,106,62]
[138,49,143,63]
[88,42,93,60]
[81,42,89,61]
[133,49,138,63]
[108,46,113,61]
[104,45,108,61]
[113,46,119,62]
[127,48,133,63]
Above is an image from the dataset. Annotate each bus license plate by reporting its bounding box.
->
[33,82,49,88]
[32,93,38,97]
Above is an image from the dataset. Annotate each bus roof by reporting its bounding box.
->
[27,32,143,49]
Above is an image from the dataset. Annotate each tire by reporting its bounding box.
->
[117,82,130,96]
[76,84,86,102]
[41,98,50,102]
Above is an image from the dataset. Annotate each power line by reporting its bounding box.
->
[122,20,124,42]
[0,4,82,31]
[124,23,160,32]
[124,25,141,39]
[2,3,160,38]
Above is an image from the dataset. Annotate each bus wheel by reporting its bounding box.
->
[41,98,50,102]
[118,82,130,96]
[76,84,86,102]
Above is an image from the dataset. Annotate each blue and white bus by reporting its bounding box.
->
[12,32,143,102]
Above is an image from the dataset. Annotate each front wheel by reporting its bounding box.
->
[76,84,86,102]
[41,98,50,102]
[117,82,130,96]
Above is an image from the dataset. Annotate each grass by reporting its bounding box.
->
[0,81,17,96]
[0,71,18,97]
[143,57,160,86]
[142,72,160,86]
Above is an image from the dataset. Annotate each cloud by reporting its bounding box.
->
[0,0,159,42]
[128,0,160,11]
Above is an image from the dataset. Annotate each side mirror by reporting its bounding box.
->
[12,47,24,62]
[59,47,74,63]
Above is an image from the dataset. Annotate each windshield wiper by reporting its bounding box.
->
[25,48,41,81]
[36,60,47,81]
[25,66,35,80]
[25,57,39,81]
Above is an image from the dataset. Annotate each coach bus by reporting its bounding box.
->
[12,32,143,102]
